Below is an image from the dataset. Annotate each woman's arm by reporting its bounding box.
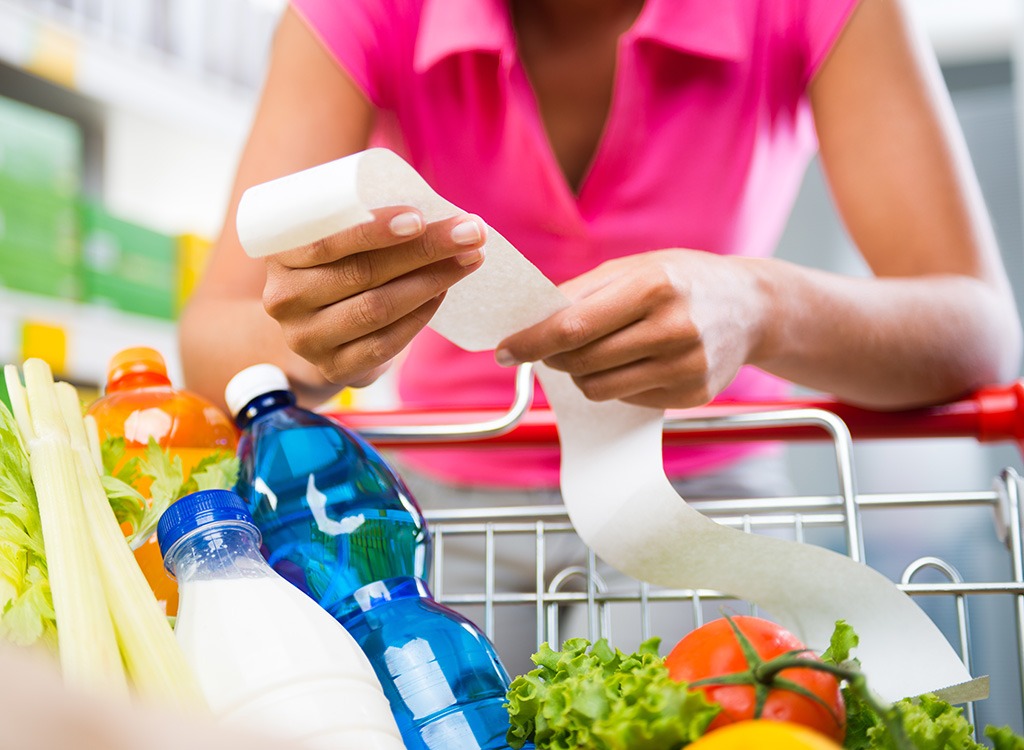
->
[180,8,373,407]
[496,0,1021,410]
[180,8,486,409]
[753,0,1021,407]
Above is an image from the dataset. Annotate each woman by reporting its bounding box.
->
[180,0,1021,663]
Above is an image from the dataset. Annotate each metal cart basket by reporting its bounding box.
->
[325,366,1024,738]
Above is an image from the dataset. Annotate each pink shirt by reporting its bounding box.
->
[291,0,860,488]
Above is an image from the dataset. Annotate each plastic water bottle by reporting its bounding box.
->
[226,364,523,750]
[158,489,404,750]
[88,346,238,615]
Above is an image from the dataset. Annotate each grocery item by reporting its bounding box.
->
[159,488,403,749]
[227,363,521,749]
[665,615,845,741]
[684,720,842,750]
[339,577,523,749]
[3,359,202,709]
[505,637,718,750]
[0,94,82,197]
[80,203,180,319]
[88,346,237,615]
[0,398,54,649]
[508,622,1024,750]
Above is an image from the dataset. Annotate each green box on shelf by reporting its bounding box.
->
[82,270,177,320]
[0,248,79,284]
[0,259,81,300]
[80,202,179,293]
[0,178,80,267]
[0,95,82,197]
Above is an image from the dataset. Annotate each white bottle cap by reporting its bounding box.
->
[224,364,292,418]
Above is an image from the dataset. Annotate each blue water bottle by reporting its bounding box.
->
[226,364,522,750]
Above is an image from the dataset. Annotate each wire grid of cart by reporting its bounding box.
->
[330,365,1024,738]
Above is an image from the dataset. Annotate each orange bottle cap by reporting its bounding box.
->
[107,347,170,390]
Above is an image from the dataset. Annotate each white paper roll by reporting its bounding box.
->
[236,148,985,703]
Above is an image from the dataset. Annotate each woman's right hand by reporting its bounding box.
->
[262,206,486,387]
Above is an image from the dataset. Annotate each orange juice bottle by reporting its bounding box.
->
[87,347,238,616]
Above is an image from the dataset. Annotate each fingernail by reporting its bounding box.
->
[389,212,423,237]
[455,247,485,267]
[495,348,518,367]
[451,217,483,246]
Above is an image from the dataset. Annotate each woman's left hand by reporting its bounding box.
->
[494,250,767,409]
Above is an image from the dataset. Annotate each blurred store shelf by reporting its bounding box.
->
[0,288,181,386]
[0,0,282,139]
[0,0,1015,142]
[911,0,1021,64]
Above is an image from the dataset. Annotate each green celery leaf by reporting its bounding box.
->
[1,574,53,646]
[0,402,55,649]
[126,439,187,548]
[0,543,26,593]
[0,573,15,616]
[103,437,239,549]
[100,435,142,487]
[183,452,239,494]
[141,438,185,511]
[0,516,43,559]
[100,434,125,475]
[100,475,147,533]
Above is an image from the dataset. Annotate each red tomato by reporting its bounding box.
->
[665,616,846,743]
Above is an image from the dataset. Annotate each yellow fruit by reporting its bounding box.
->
[687,720,843,750]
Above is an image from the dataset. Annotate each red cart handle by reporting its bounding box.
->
[324,378,1024,457]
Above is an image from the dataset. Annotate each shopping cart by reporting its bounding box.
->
[324,366,1024,738]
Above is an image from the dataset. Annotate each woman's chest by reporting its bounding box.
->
[383,46,815,272]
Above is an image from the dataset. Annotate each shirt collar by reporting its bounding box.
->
[414,0,745,74]
[630,0,746,62]
[414,0,514,73]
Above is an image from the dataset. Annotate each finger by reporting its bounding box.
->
[570,356,708,405]
[569,360,662,403]
[322,295,446,384]
[542,319,687,376]
[317,215,485,299]
[495,279,645,366]
[273,205,425,268]
[276,209,486,270]
[264,214,486,315]
[284,254,481,365]
[621,387,712,409]
[620,389,677,409]
[556,263,621,302]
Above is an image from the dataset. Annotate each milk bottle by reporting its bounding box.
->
[158,489,404,750]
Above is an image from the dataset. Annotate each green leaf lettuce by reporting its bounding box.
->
[505,637,718,750]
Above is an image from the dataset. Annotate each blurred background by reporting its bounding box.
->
[0,0,1023,730]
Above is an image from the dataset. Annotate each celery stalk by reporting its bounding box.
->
[55,385,204,710]
[4,361,127,697]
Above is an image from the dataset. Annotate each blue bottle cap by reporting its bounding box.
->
[157,489,259,558]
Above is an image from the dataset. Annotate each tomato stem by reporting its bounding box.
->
[755,655,914,750]
[688,615,914,750]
